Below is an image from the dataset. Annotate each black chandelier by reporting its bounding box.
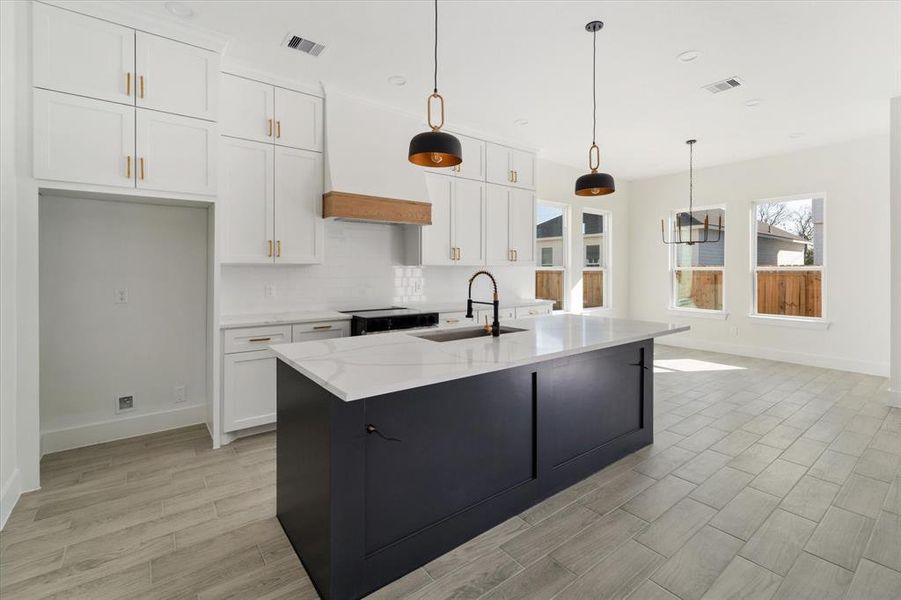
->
[574,20,615,196]
[661,139,721,245]
[408,0,462,168]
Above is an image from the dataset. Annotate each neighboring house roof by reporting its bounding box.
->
[756,222,810,243]
[536,213,604,239]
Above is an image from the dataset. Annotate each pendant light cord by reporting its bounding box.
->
[433,0,438,94]
[689,142,693,215]
[591,29,597,145]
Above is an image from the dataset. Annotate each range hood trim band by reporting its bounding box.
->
[322,191,432,226]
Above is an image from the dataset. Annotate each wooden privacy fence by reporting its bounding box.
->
[583,271,604,308]
[756,270,822,317]
[535,270,605,310]
[675,270,723,311]
[535,270,563,310]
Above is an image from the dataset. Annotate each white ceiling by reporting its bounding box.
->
[125,0,899,179]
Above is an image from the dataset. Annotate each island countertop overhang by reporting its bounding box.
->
[270,314,689,402]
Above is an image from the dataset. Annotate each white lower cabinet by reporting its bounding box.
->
[515,304,552,318]
[136,109,218,195]
[33,88,135,187]
[223,349,277,432]
[476,307,516,324]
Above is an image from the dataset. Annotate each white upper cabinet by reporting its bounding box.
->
[427,133,485,181]
[135,109,218,195]
[33,2,135,106]
[221,74,322,152]
[33,89,135,188]
[421,174,485,266]
[453,177,485,265]
[219,138,274,264]
[135,32,219,121]
[220,75,273,144]
[274,147,323,264]
[486,142,535,190]
[273,87,323,152]
[485,184,534,265]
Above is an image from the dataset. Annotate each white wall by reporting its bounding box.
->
[890,97,901,404]
[0,0,21,529]
[536,159,631,317]
[39,195,209,452]
[221,219,535,315]
[629,135,890,376]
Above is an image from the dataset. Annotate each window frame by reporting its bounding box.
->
[535,200,569,312]
[581,207,612,312]
[749,193,827,324]
[667,203,727,316]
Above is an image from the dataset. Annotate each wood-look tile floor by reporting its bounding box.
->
[3,346,900,599]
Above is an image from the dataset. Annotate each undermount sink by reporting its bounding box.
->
[412,326,527,343]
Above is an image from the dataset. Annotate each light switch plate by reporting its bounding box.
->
[174,385,186,404]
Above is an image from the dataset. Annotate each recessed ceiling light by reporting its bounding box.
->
[387,75,406,86]
[513,118,529,126]
[677,50,700,63]
[165,2,195,18]
[744,98,762,107]
[789,132,804,139]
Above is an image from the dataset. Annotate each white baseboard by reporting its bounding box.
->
[220,422,276,447]
[657,337,890,377]
[887,389,901,408]
[41,404,207,455]
[0,467,22,531]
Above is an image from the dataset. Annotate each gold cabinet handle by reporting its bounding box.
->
[446,318,459,323]
[312,325,333,330]
[276,120,281,138]
[267,119,273,137]
[139,157,145,180]
[126,155,131,178]
[512,249,518,261]
[126,72,131,96]
[456,247,461,260]
[139,75,144,98]
[276,240,282,257]
[450,247,455,260]
[514,170,519,183]
[267,240,273,257]
[248,337,272,343]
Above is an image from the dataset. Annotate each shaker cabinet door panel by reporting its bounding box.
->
[421,174,455,266]
[486,184,511,265]
[486,143,512,186]
[33,89,136,188]
[511,149,535,190]
[135,109,218,195]
[223,350,277,432]
[135,32,219,121]
[220,74,275,144]
[453,178,485,266]
[220,138,274,264]
[33,2,135,105]
[509,189,536,264]
[274,147,323,264]
[274,87,323,151]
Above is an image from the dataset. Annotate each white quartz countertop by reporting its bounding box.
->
[270,314,689,401]
[220,310,351,329]
[219,299,553,329]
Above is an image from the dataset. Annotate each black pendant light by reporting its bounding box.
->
[575,20,615,196]
[661,139,722,245]
[408,0,462,168]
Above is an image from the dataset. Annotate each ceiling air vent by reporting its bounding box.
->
[283,33,325,57]
[702,77,743,94]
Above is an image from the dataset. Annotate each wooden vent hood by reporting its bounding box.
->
[322,191,431,226]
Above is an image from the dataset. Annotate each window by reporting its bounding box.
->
[582,209,609,309]
[670,207,725,312]
[752,196,824,319]
[535,202,566,310]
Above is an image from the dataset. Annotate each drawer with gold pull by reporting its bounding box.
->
[224,325,292,354]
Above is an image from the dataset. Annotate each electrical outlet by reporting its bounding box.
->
[114,287,129,304]
[264,284,276,298]
[730,326,739,337]
[174,385,186,404]
[115,394,135,413]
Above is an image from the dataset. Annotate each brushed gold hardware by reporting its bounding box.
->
[446,318,459,323]
[139,157,145,180]
[514,170,518,183]
[509,170,513,182]
[268,240,273,257]
[456,247,462,260]
[126,155,131,178]
[248,337,272,342]
[276,120,281,138]
[483,315,493,334]
[268,119,273,137]
[427,92,446,131]
[513,249,518,261]
[276,240,282,257]
[312,325,333,330]
[139,75,144,98]
[126,72,131,96]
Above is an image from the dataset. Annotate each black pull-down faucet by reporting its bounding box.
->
[465,271,500,337]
